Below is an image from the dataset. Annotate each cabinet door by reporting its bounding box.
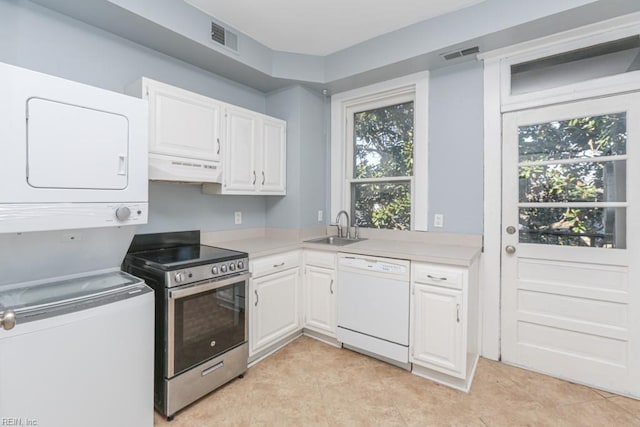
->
[147,80,221,161]
[411,284,465,377]
[250,267,300,355]
[224,107,257,192]
[304,266,335,336]
[259,118,286,194]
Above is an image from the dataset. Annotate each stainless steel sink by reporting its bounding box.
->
[304,236,366,246]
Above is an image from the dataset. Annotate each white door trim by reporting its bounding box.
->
[480,57,503,360]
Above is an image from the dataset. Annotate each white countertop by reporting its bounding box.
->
[208,235,481,267]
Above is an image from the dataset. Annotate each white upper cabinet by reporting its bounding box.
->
[144,78,222,162]
[204,105,287,195]
[129,77,286,192]
[224,106,258,192]
[259,117,286,194]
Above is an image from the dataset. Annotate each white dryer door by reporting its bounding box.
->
[27,97,129,190]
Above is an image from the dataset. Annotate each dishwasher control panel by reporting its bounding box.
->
[339,256,408,275]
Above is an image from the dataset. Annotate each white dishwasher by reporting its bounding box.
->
[336,254,410,365]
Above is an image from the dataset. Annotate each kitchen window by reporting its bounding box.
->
[331,72,429,231]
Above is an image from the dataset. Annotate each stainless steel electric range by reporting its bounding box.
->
[123,231,249,421]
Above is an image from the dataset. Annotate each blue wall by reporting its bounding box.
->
[428,61,484,234]
[265,86,327,229]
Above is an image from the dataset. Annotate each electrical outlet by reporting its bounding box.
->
[434,214,444,228]
[317,210,323,222]
[234,211,242,225]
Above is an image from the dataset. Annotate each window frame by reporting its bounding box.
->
[330,72,429,231]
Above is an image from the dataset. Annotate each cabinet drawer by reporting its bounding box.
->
[304,250,336,269]
[412,263,464,290]
[251,250,300,278]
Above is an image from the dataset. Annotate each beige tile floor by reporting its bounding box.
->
[154,336,640,426]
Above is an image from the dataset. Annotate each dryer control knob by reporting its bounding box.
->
[115,206,131,221]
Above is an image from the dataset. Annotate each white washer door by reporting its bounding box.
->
[27,98,129,190]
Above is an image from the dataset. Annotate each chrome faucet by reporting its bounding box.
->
[335,210,350,239]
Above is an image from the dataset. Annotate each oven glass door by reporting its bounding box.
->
[168,274,248,377]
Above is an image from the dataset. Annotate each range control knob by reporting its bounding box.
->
[220,264,228,273]
[211,266,219,275]
[229,263,236,271]
[175,272,185,283]
[115,206,131,221]
[237,260,245,270]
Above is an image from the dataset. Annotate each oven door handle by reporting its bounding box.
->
[168,272,251,300]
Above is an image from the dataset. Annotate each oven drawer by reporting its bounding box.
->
[164,343,248,418]
[250,250,300,278]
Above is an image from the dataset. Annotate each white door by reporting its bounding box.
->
[411,284,464,377]
[501,92,640,396]
[259,118,286,193]
[225,107,257,192]
[148,80,222,161]
[304,265,335,335]
[250,268,300,355]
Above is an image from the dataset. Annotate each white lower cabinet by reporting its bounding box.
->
[303,250,337,337]
[411,283,464,377]
[249,251,301,357]
[410,260,479,392]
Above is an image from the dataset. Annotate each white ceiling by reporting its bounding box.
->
[184,0,486,56]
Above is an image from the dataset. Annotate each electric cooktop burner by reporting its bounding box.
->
[130,245,246,270]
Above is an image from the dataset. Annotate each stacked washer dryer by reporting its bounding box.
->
[0,62,154,427]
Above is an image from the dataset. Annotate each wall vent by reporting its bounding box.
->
[442,46,480,61]
[211,22,238,52]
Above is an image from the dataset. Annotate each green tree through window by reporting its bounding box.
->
[518,113,627,248]
[352,101,414,230]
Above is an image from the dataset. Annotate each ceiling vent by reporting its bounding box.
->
[211,22,238,53]
[442,46,480,61]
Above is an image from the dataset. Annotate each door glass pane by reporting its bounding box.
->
[518,113,626,162]
[519,207,626,248]
[353,101,414,178]
[519,160,627,203]
[351,182,410,230]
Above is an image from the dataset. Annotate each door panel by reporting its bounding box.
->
[411,284,463,377]
[250,268,299,355]
[304,266,334,334]
[225,108,257,192]
[501,92,640,396]
[260,119,286,193]
[150,86,221,162]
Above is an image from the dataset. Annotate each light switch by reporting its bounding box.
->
[317,210,323,222]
